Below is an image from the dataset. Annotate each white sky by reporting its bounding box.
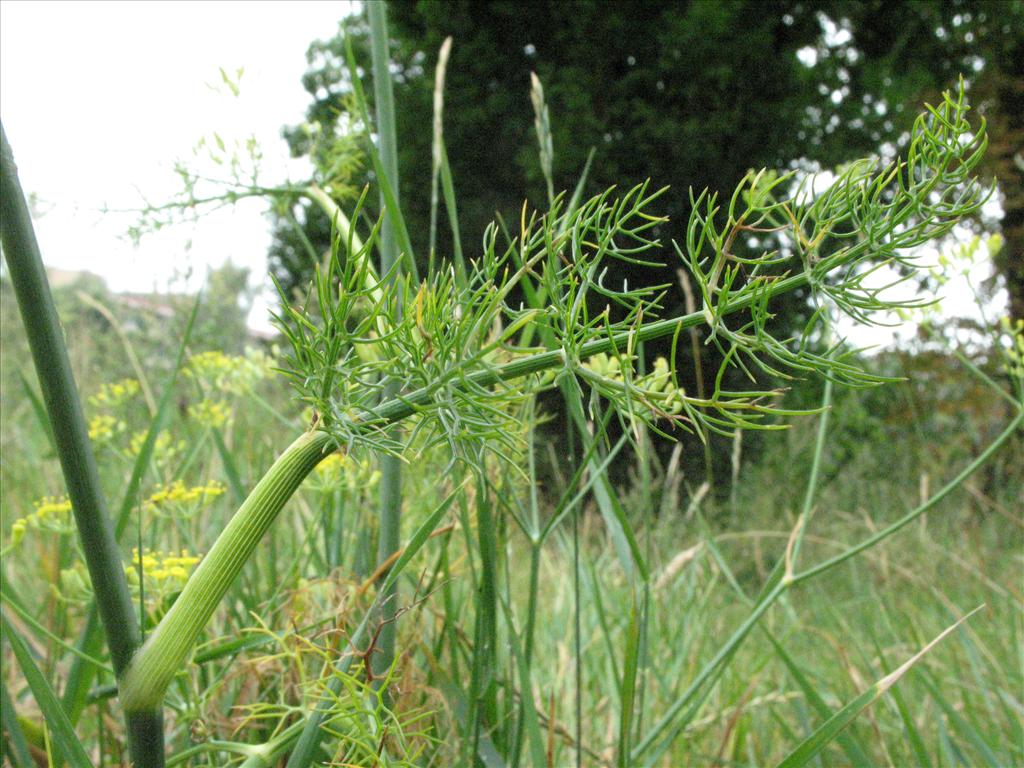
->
[1,0,353,332]
[1,1,1007,347]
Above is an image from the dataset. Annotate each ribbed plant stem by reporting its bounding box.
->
[113,275,779,716]
[1,122,162,764]
[119,429,331,713]
[369,0,404,683]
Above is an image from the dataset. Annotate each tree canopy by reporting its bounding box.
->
[270,0,1021,321]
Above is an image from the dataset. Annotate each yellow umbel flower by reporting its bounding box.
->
[190,399,232,429]
[313,452,381,494]
[4,495,75,552]
[185,347,271,394]
[33,495,73,520]
[125,548,203,608]
[144,480,225,513]
[89,378,140,409]
[129,430,185,460]
[88,414,125,443]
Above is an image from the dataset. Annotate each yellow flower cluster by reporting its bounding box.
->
[190,398,232,429]
[6,496,74,550]
[129,430,185,460]
[126,547,202,583]
[144,480,225,509]
[50,550,204,608]
[88,378,140,409]
[88,414,125,443]
[314,452,382,493]
[33,495,73,519]
[185,347,271,394]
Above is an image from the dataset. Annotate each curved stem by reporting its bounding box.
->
[117,274,804,712]
[119,429,332,713]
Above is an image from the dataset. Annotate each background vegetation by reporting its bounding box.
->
[1,1,1022,766]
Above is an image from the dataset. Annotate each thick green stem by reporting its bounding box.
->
[1,122,163,764]
[369,0,405,684]
[0,123,141,674]
[119,429,331,713]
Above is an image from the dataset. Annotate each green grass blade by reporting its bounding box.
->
[212,427,246,505]
[1,612,94,768]
[775,606,984,768]
[869,633,931,767]
[919,668,1002,766]
[466,477,500,762]
[777,685,886,768]
[765,631,875,767]
[1,677,34,768]
[562,147,595,234]
[0,586,110,673]
[498,594,547,768]
[17,372,55,455]
[618,595,642,767]
[561,378,647,579]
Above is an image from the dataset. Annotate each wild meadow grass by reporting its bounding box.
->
[2,8,1022,766]
[0,337,1019,766]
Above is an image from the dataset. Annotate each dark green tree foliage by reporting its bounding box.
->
[273,1,1020,305]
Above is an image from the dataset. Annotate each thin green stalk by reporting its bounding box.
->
[0,122,162,765]
[368,0,406,685]
[368,4,400,276]
[0,123,140,671]
[572,465,583,768]
[631,409,1022,761]
[466,475,500,760]
[509,409,543,768]
[1,676,33,768]
[791,409,1022,585]
[791,377,833,568]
